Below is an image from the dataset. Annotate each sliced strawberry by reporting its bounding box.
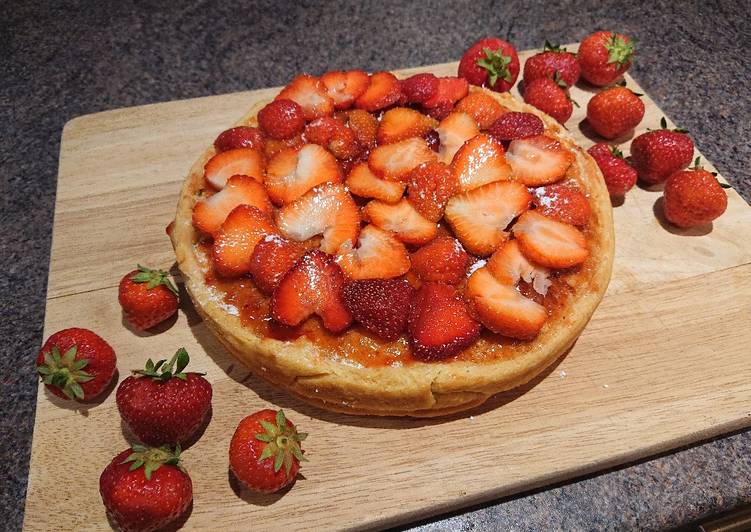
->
[466,267,547,340]
[512,210,588,268]
[422,77,469,108]
[214,126,265,152]
[249,235,307,295]
[368,137,437,181]
[363,198,437,245]
[343,278,414,341]
[405,161,459,222]
[377,107,438,145]
[346,162,405,203]
[410,236,469,284]
[531,184,591,226]
[277,74,334,121]
[506,135,574,186]
[444,180,531,256]
[212,205,276,278]
[354,71,402,112]
[451,133,512,192]
[276,183,360,254]
[204,148,265,189]
[336,224,410,280]
[271,250,352,333]
[262,134,305,160]
[436,112,480,164]
[455,91,506,129]
[408,282,481,361]
[303,117,360,160]
[338,109,378,149]
[320,70,370,110]
[265,144,342,205]
[486,240,551,295]
[192,175,273,235]
[400,73,439,104]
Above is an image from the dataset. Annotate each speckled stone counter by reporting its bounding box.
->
[2,1,750,530]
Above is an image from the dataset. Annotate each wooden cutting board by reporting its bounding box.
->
[24,45,751,531]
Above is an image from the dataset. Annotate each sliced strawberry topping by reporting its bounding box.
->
[512,210,588,268]
[271,250,352,333]
[192,175,273,235]
[451,133,512,192]
[408,282,481,361]
[506,135,574,186]
[276,183,360,254]
[455,91,506,129]
[204,148,265,189]
[354,71,402,112]
[422,77,469,109]
[277,74,334,121]
[214,126,265,152]
[410,236,469,284]
[336,224,410,280]
[377,107,438,145]
[486,240,550,295]
[320,70,370,110]
[212,205,277,278]
[401,73,439,104]
[487,112,545,143]
[257,99,305,140]
[466,267,547,340]
[363,198,437,245]
[436,112,479,164]
[405,161,459,222]
[249,235,307,295]
[265,144,342,205]
[343,278,414,341]
[531,184,591,226]
[368,137,438,181]
[262,134,305,160]
[346,162,405,203]
[303,117,360,160]
[338,109,378,149]
[444,180,531,256]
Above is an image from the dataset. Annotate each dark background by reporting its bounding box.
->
[2,1,750,530]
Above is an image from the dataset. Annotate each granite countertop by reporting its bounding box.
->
[3,1,750,530]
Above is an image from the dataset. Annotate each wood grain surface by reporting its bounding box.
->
[24,46,751,531]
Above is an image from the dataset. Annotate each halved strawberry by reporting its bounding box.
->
[405,161,459,222]
[422,77,469,109]
[320,70,370,110]
[363,199,437,245]
[455,91,506,129]
[343,278,414,340]
[262,134,305,160]
[346,162,405,203]
[506,135,574,186]
[531,184,591,226]
[368,137,437,181]
[410,236,469,284]
[444,180,531,256]
[486,240,551,295]
[338,109,378,149]
[466,267,547,340]
[436,112,479,165]
[271,250,352,333]
[512,210,588,268]
[408,282,481,361]
[192,175,273,235]
[265,144,342,205]
[377,107,438,145]
[336,224,410,280]
[354,71,402,112]
[277,74,334,121]
[451,133,512,192]
[212,205,276,278]
[249,235,307,295]
[204,148,265,189]
[303,117,360,160]
[275,183,360,254]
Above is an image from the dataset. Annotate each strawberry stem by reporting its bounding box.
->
[133,347,204,381]
[37,345,94,400]
[605,34,634,68]
[122,444,183,480]
[476,47,513,86]
[254,410,308,475]
[131,264,178,296]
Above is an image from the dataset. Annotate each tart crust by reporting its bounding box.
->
[170,84,614,417]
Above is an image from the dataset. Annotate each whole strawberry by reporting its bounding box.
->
[229,409,307,493]
[588,143,637,196]
[630,118,695,184]
[118,265,179,330]
[100,444,192,532]
[117,348,212,446]
[586,86,645,139]
[578,31,634,86]
[214,126,265,152]
[523,77,573,124]
[458,37,520,92]
[663,159,728,228]
[523,41,581,87]
[36,328,117,401]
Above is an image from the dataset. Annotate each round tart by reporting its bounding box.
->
[170,70,614,417]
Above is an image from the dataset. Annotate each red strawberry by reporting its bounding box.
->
[578,31,634,87]
[100,445,192,532]
[377,107,438,145]
[275,183,360,254]
[263,133,305,160]
[512,210,589,268]
[116,348,213,445]
[118,265,179,330]
[204,148,265,189]
[214,126,265,152]
[487,240,551,295]
[586,86,644,139]
[630,119,695,184]
[411,236,469,284]
[36,328,117,401]
[277,74,334,120]
[587,143,637,196]
[336,224,410,280]
[363,198,438,245]
[303,116,360,160]
[401,73,439,104]
[271,250,352,332]
[249,235,307,295]
[523,77,573,124]
[451,134,512,192]
[406,161,459,222]
[346,162,406,203]
[368,137,438,181]
[436,111,479,164]
[257,99,306,140]
[454,91,506,129]
[408,282,481,361]
[663,163,728,228]
[229,409,307,494]
[265,144,342,205]
[338,109,378,149]
[423,102,454,121]
[458,38,520,92]
[212,205,276,278]
[354,71,402,112]
[192,175,272,235]
[343,278,414,340]
[523,41,581,88]
[531,184,591,226]
[506,135,574,186]
[422,76,469,108]
[320,70,370,110]
[487,112,545,143]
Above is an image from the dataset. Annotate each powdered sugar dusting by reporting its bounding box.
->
[466,259,487,277]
